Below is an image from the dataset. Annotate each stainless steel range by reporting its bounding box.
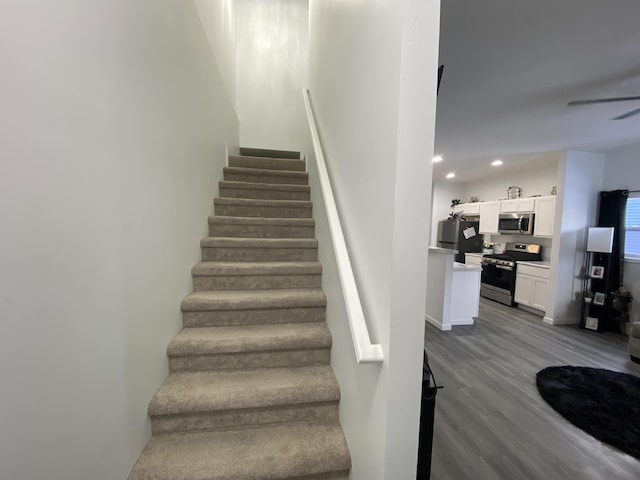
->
[480,243,542,307]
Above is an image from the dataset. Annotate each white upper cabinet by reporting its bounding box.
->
[534,196,556,238]
[500,197,536,213]
[479,201,501,234]
[457,202,480,215]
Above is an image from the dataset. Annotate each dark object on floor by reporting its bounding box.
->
[628,322,640,362]
[536,366,640,459]
[417,350,443,480]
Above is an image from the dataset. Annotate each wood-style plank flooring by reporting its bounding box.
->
[425,298,640,480]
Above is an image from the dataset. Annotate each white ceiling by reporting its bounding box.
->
[434,0,640,182]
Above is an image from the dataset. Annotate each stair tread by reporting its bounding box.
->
[128,423,350,480]
[219,180,310,192]
[214,197,312,208]
[148,365,338,415]
[201,237,318,248]
[181,288,327,312]
[228,155,306,172]
[168,323,331,356]
[191,261,322,276]
[208,216,315,226]
[224,166,308,177]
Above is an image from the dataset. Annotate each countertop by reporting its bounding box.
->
[517,260,551,268]
[428,246,458,255]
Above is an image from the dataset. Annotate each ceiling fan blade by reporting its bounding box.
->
[568,95,640,107]
[611,107,640,120]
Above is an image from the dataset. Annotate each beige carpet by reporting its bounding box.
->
[128,148,351,480]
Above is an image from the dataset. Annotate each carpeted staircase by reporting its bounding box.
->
[128,148,351,480]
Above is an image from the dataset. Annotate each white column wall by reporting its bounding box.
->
[545,151,604,325]
[307,0,440,477]
[0,1,238,479]
[602,141,640,323]
[234,0,309,152]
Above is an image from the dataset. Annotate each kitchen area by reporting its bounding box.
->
[426,158,559,330]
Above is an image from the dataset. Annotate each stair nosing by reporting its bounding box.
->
[148,365,339,415]
[214,197,312,208]
[208,216,315,226]
[219,180,311,192]
[224,166,308,177]
[191,261,322,276]
[167,322,332,356]
[200,237,318,248]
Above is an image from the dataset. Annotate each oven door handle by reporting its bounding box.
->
[496,265,513,271]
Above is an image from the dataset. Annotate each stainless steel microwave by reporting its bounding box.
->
[498,213,535,235]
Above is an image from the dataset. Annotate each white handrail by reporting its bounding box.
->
[302,88,384,364]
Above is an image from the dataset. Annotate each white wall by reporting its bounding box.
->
[194,0,236,105]
[307,0,440,478]
[0,1,238,479]
[603,140,640,323]
[234,0,309,151]
[430,180,465,245]
[461,152,560,202]
[545,151,604,325]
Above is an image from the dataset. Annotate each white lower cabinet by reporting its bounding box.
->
[465,253,483,268]
[514,263,550,312]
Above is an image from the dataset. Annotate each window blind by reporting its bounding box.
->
[625,195,640,260]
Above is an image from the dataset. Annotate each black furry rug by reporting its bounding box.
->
[536,366,640,459]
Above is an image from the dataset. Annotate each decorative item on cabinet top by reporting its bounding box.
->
[468,196,479,203]
[507,186,521,199]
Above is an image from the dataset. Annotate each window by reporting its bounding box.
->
[625,194,640,261]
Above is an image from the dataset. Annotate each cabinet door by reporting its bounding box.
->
[460,202,480,215]
[517,198,536,213]
[514,274,533,306]
[535,196,556,238]
[501,199,518,213]
[479,201,501,234]
[465,254,483,268]
[531,278,549,311]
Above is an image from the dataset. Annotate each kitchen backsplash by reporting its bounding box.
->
[483,234,552,261]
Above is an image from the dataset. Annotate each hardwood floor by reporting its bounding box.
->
[425,298,640,480]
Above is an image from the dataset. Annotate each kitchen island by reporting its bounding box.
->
[426,247,481,331]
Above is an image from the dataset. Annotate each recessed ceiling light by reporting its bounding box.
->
[491,159,503,166]
[433,155,443,163]
[445,172,455,179]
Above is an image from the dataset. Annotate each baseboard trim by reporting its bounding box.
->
[425,314,451,331]
[543,315,580,326]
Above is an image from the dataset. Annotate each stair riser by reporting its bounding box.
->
[219,186,311,201]
[214,204,312,218]
[201,247,318,262]
[183,307,326,327]
[169,348,330,372]
[193,274,321,291]
[224,171,308,185]
[229,156,305,172]
[209,223,315,238]
[299,472,350,480]
[150,402,339,435]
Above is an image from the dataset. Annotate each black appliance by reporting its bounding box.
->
[498,213,535,235]
[480,243,542,306]
[436,219,483,263]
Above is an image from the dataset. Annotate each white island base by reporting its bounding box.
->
[425,247,481,331]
